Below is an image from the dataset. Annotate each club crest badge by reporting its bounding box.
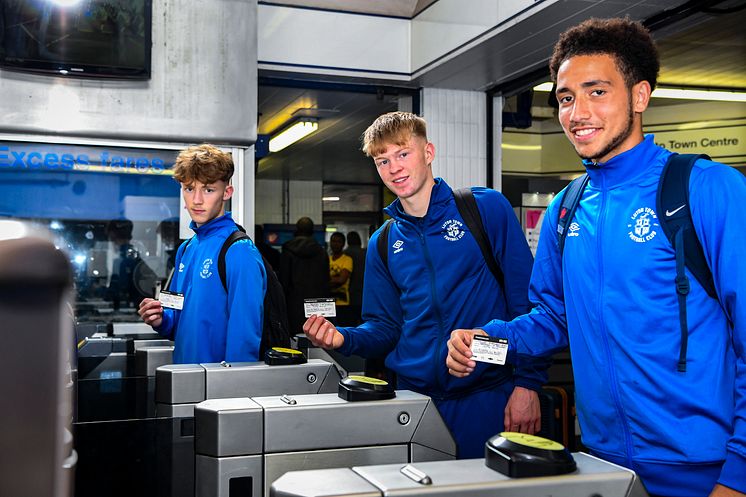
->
[442,219,465,242]
[200,258,214,279]
[628,207,659,243]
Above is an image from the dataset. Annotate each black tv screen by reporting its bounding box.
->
[1,0,152,79]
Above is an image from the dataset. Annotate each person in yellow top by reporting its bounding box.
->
[329,232,353,307]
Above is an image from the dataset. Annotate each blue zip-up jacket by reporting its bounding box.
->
[483,136,746,496]
[338,178,547,399]
[155,212,266,364]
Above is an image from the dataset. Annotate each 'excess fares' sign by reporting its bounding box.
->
[0,142,175,174]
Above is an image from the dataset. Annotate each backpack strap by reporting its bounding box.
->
[656,153,714,372]
[656,153,716,298]
[217,225,249,292]
[452,188,505,292]
[376,219,393,268]
[556,174,590,255]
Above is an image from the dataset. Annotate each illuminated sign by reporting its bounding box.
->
[0,142,176,175]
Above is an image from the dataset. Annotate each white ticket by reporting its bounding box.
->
[158,290,184,310]
[470,335,508,365]
[304,298,337,317]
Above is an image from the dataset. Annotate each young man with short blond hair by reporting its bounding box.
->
[138,144,266,364]
[304,112,546,458]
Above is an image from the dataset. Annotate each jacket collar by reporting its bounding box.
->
[583,135,668,189]
[190,212,235,240]
[384,177,453,224]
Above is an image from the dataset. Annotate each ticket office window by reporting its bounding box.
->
[0,141,181,323]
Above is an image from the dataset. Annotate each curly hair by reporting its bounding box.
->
[361,111,428,157]
[172,144,234,185]
[549,17,659,90]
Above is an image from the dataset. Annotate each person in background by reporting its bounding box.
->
[329,231,354,326]
[446,18,746,497]
[138,144,266,364]
[303,111,546,458]
[280,217,330,334]
[254,224,281,273]
[105,219,155,311]
[344,231,366,326]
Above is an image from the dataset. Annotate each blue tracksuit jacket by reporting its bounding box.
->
[156,212,266,364]
[337,178,548,458]
[483,136,746,496]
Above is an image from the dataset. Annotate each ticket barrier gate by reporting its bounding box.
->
[156,358,343,497]
[292,333,366,376]
[77,335,173,380]
[74,341,174,497]
[0,221,76,497]
[270,452,649,497]
[76,337,174,420]
[194,390,456,497]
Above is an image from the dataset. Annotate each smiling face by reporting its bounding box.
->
[373,134,435,212]
[182,179,233,226]
[555,53,650,163]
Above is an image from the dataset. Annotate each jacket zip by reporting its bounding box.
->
[417,219,446,396]
[595,176,635,468]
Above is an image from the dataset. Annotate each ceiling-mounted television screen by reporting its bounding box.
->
[0,0,152,79]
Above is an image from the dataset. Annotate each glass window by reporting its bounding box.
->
[0,141,181,322]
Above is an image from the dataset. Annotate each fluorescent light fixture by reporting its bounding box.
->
[501,143,542,151]
[51,0,83,7]
[322,196,340,201]
[651,87,746,102]
[269,119,319,153]
[533,82,554,92]
[532,81,746,102]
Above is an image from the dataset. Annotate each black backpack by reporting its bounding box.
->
[377,187,508,309]
[556,153,716,372]
[178,224,291,357]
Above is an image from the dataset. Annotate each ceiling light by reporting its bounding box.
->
[51,0,83,6]
[269,119,319,153]
[533,82,553,92]
[501,143,542,151]
[322,196,340,202]
[533,81,746,102]
[651,87,746,102]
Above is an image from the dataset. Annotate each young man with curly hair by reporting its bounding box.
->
[138,144,266,364]
[447,18,746,497]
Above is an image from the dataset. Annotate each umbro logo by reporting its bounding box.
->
[393,240,404,254]
[665,204,686,217]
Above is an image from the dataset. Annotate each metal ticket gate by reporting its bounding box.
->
[292,333,366,376]
[156,359,343,497]
[74,339,174,497]
[270,453,650,497]
[77,335,173,380]
[0,221,76,497]
[76,337,173,420]
[194,390,456,497]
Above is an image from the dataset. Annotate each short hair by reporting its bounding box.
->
[296,217,314,236]
[549,17,659,90]
[106,219,133,240]
[330,232,346,244]
[361,111,428,157]
[346,231,361,246]
[172,144,234,185]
